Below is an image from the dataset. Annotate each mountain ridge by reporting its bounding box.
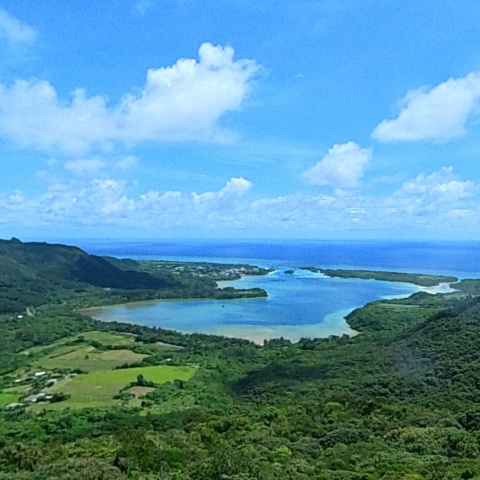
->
[0,237,180,313]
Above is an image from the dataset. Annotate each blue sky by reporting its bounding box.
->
[1,1,480,240]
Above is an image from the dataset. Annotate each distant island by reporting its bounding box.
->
[299,267,458,287]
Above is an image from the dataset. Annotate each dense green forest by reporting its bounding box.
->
[0,238,269,314]
[300,267,458,287]
[1,239,480,478]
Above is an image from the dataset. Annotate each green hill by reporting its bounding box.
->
[0,238,268,314]
[0,238,181,313]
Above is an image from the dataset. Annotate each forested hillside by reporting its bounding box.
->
[0,270,480,477]
[2,239,480,478]
[0,238,267,313]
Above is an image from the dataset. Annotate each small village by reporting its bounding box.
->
[143,260,274,281]
[5,370,75,410]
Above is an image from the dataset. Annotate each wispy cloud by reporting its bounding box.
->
[135,0,155,15]
[387,166,476,215]
[2,167,477,236]
[115,155,138,170]
[0,8,37,44]
[64,158,105,175]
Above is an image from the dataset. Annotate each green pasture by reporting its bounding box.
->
[21,339,74,357]
[0,392,20,407]
[0,385,30,408]
[44,365,196,409]
[18,330,151,373]
[21,330,136,356]
[77,330,136,346]
[31,345,146,372]
[128,386,155,407]
[21,330,176,374]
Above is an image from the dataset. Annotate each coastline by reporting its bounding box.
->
[417,281,458,294]
[82,266,459,346]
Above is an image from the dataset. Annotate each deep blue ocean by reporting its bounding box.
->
[73,239,480,343]
[75,239,480,276]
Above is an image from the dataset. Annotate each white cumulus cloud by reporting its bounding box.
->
[1,170,479,236]
[302,141,372,189]
[117,43,259,144]
[218,177,252,197]
[372,72,480,143]
[0,82,115,154]
[0,43,261,154]
[387,167,476,215]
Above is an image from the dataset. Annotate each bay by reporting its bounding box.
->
[77,239,475,343]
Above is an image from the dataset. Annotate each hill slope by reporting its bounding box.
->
[0,238,181,313]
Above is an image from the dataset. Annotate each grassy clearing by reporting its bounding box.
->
[97,349,145,361]
[52,345,96,359]
[0,392,20,407]
[21,330,178,365]
[74,365,196,385]
[130,386,155,397]
[29,399,119,411]
[44,365,196,409]
[129,386,156,407]
[21,338,74,356]
[77,331,181,350]
[383,304,421,309]
[25,338,147,373]
[4,384,31,394]
[11,330,194,412]
[78,331,136,345]
[31,347,147,372]
[20,330,135,357]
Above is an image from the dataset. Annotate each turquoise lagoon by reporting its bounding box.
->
[77,240,475,344]
[89,263,436,343]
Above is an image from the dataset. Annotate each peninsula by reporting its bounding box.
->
[0,237,270,315]
[300,266,458,287]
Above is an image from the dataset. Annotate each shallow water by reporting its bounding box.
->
[76,239,477,343]
[90,266,421,343]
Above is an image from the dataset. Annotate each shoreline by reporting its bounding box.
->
[83,269,450,345]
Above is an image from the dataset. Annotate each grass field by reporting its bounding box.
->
[21,339,75,357]
[42,365,197,409]
[129,386,156,407]
[130,386,156,397]
[9,331,194,412]
[0,392,20,407]
[20,330,152,373]
[1,385,42,408]
[29,345,147,372]
[78,331,136,346]
[21,330,136,356]
[22,331,178,370]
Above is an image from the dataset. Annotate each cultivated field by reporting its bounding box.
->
[19,330,178,373]
[45,365,197,409]
[32,346,146,372]
[21,330,137,356]
[5,330,195,412]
